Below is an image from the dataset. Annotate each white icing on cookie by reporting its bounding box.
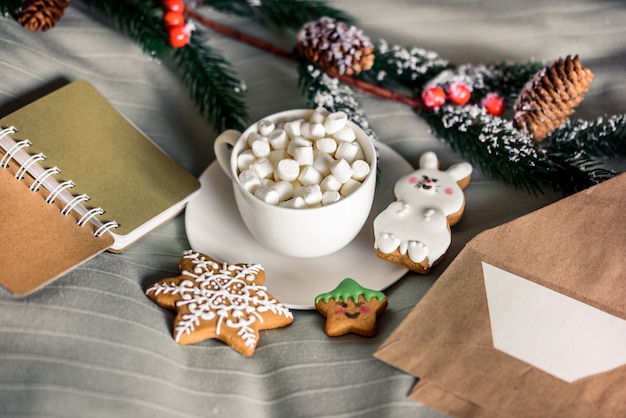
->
[373,152,472,266]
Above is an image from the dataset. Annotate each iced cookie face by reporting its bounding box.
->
[315,278,388,337]
[373,152,472,273]
[392,153,471,223]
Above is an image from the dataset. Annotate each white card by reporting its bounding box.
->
[482,262,626,383]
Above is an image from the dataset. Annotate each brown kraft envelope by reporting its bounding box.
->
[374,173,626,417]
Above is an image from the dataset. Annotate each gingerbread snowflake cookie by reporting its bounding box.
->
[315,278,388,337]
[146,250,293,356]
[373,151,472,274]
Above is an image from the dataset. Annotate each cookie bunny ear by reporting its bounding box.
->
[447,162,473,189]
[419,151,440,169]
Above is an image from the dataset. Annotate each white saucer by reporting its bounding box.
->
[185,141,413,309]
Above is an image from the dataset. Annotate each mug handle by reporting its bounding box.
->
[213,129,241,179]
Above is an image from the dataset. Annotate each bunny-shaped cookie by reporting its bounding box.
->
[373,152,472,273]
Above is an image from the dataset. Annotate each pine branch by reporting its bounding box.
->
[298,62,378,141]
[420,104,612,195]
[202,0,355,29]
[362,40,452,93]
[479,61,544,105]
[82,0,170,56]
[543,114,626,158]
[81,0,248,132]
[0,0,22,19]
[173,32,249,131]
[256,0,355,30]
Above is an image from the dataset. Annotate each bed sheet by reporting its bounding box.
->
[0,1,624,417]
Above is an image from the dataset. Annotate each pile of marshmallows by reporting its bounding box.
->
[237,108,371,208]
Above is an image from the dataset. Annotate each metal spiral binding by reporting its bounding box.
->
[45,180,75,204]
[61,193,90,216]
[30,166,61,192]
[0,138,30,169]
[0,126,119,238]
[15,152,46,181]
[77,207,105,227]
[94,221,119,237]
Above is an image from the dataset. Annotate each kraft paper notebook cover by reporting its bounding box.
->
[0,80,200,296]
[374,174,626,417]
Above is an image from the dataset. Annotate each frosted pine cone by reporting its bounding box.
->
[296,17,375,76]
[18,0,71,31]
[513,55,593,143]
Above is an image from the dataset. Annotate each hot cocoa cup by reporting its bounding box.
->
[213,108,377,258]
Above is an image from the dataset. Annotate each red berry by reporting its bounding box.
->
[163,0,185,13]
[422,86,446,109]
[169,25,190,48]
[163,11,185,27]
[447,82,471,105]
[482,93,505,116]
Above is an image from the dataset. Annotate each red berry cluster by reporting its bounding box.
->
[421,82,505,116]
[162,0,191,48]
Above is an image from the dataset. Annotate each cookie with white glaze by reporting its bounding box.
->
[373,151,472,273]
[146,250,293,356]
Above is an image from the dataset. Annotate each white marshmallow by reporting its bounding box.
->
[293,146,314,165]
[320,174,342,192]
[312,152,335,176]
[238,169,260,193]
[237,149,256,172]
[250,157,274,179]
[351,159,370,181]
[310,107,329,123]
[260,178,275,188]
[273,180,294,202]
[353,143,365,161]
[269,149,288,166]
[297,165,323,186]
[276,158,299,182]
[279,196,307,209]
[322,190,341,205]
[255,185,279,205]
[324,111,348,134]
[301,184,322,205]
[340,178,361,197]
[335,140,359,163]
[251,139,270,158]
[333,125,356,142]
[315,137,337,154]
[330,158,353,183]
[283,119,303,138]
[287,136,312,156]
[247,131,266,147]
[301,122,325,139]
[268,128,288,150]
[257,119,275,136]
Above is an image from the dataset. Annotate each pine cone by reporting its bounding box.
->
[18,0,71,31]
[513,55,593,143]
[296,17,375,76]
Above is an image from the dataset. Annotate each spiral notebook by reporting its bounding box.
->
[0,80,200,296]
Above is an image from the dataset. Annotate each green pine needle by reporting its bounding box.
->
[203,0,355,29]
[422,105,617,195]
[298,62,378,141]
[362,40,452,93]
[173,33,248,132]
[544,114,626,158]
[81,0,248,133]
[0,0,22,19]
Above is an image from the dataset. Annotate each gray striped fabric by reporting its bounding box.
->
[0,1,624,417]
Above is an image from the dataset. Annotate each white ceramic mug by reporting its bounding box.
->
[213,109,377,258]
